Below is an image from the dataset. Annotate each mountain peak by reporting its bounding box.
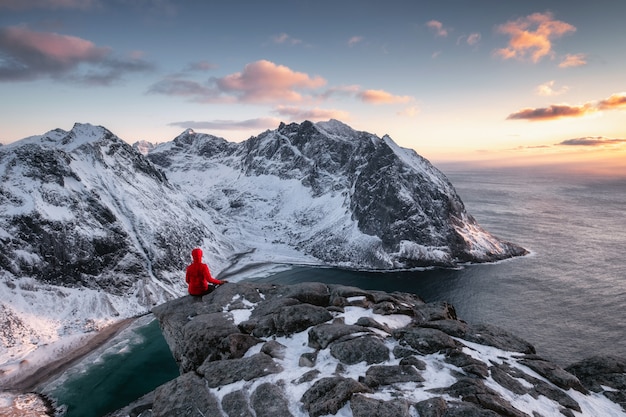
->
[315,119,354,135]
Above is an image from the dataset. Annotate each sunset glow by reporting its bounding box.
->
[0,1,624,175]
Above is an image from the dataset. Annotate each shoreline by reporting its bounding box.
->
[1,316,138,393]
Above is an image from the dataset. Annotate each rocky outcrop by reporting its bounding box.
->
[108,282,626,417]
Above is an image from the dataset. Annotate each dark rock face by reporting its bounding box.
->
[566,356,626,409]
[115,281,625,417]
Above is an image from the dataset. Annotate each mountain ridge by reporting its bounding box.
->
[0,120,526,372]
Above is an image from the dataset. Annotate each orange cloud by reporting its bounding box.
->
[216,60,326,103]
[495,12,576,63]
[598,93,626,110]
[558,137,626,147]
[507,92,626,121]
[426,20,448,37]
[559,53,587,68]
[507,104,595,121]
[535,80,569,96]
[358,89,411,104]
[150,61,414,109]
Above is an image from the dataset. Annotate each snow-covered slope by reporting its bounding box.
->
[0,120,526,377]
[148,120,526,270]
[0,123,243,371]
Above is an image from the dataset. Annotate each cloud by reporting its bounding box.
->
[507,104,594,121]
[426,20,448,37]
[598,92,626,110]
[557,137,626,147]
[168,118,279,131]
[559,53,587,68]
[457,33,481,46]
[318,84,361,100]
[398,106,420,117]
[184,60,218,72]
[348,36,364,47]
[466,33,481,46]
[358,89,412,104]
[507,92,626,121]
[535,80,569,96]
[0,0,98,10]
[494,12,576,63]
[146,76,227,102]
[0,25,153,84]
[150,60,326,104]
[215,60,326,103]
[150,61,415,111]
[274,105,350,121]
[271,33,302,45]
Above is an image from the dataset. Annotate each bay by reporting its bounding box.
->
[41,316,178,417]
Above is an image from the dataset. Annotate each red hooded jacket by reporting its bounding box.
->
[185,248,223,295]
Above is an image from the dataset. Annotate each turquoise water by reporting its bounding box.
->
[45,317,179,417]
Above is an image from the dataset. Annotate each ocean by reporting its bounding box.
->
[255,167,626,367]
[43,167,626,416]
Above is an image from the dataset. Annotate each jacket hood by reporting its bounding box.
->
[191,247,203,263]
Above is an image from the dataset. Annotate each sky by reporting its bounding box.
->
[1,0,625,175]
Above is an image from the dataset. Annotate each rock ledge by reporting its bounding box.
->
[111,282,626,417]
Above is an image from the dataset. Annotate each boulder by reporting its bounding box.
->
[308,322,371,349]
[394,326,461,354]
[181,312,240,372]
[301,376,371,417]
[520,355,588,394]
[197,353,283,388]
[250,383,293,417]
[274,304,333,335]
[361,364,424,387]
[350,394,411,417]
[329,335,389,365]
[221,390,253,417]
[152,372,222,417]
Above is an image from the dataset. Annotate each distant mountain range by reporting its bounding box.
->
[0,120,526,365]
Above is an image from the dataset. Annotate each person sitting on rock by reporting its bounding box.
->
[185,247,226,296]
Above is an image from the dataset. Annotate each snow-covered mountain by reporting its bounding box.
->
[147,120,526,270]
[0,120,526,375]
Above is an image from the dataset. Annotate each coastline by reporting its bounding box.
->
[1,316,138,393]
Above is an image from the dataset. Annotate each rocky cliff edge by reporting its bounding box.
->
[112,281,625,417]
